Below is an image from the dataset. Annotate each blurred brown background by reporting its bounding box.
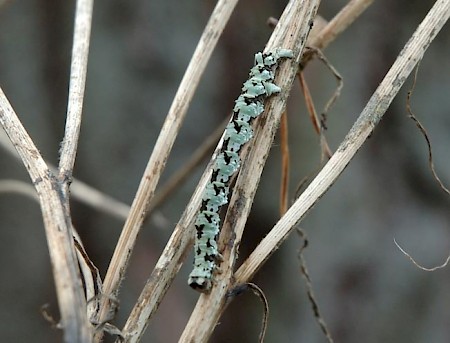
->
[0,0,449,342]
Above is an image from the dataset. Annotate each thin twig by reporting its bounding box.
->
[279,110,290,216]
[394,238,450,271]
[406,64,450,196]
[59,0,93,189]
[298,47,343,161]
[391,64,450,272]
[298,72,333,159]
[58,2,94,332]
[315,50,344,118]
[234,0,450,288]
[296,229,334,342]
[226,283,269,343]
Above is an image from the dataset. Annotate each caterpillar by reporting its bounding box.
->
[188,48,294,292]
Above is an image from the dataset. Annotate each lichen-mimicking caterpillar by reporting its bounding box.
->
[188,48,294,292]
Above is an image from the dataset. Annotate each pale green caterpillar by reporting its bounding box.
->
[188,48,293,292]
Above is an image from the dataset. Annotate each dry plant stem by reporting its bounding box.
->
[0,179,39,200]
[59,2,94,325]
[73,229,102,322]
[298,71,333,159]
[309,0,374,49]
[71,180,131,220]
[234,0,450,287]
[298,74,320,134]
[146,117,228,215]
[0,89,91,342]
[0,130,134,222]
[120,115,232,343]
[302,0,375,65]
[279,111,290,216]
[406,70,450,196]
[227,283,270,343]
[0,174,132,222]
[179,0,321,341]
[296,229,334,342]
[97,0,241,331]
[59,0,93,188]
[394,238,450,271]
[119,151,218,343]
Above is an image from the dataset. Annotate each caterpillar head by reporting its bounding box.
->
[188,275,212,293]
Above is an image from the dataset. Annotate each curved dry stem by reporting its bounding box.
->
[234,0,450,288]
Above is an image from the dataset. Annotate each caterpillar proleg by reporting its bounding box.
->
[188,48,293,292]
